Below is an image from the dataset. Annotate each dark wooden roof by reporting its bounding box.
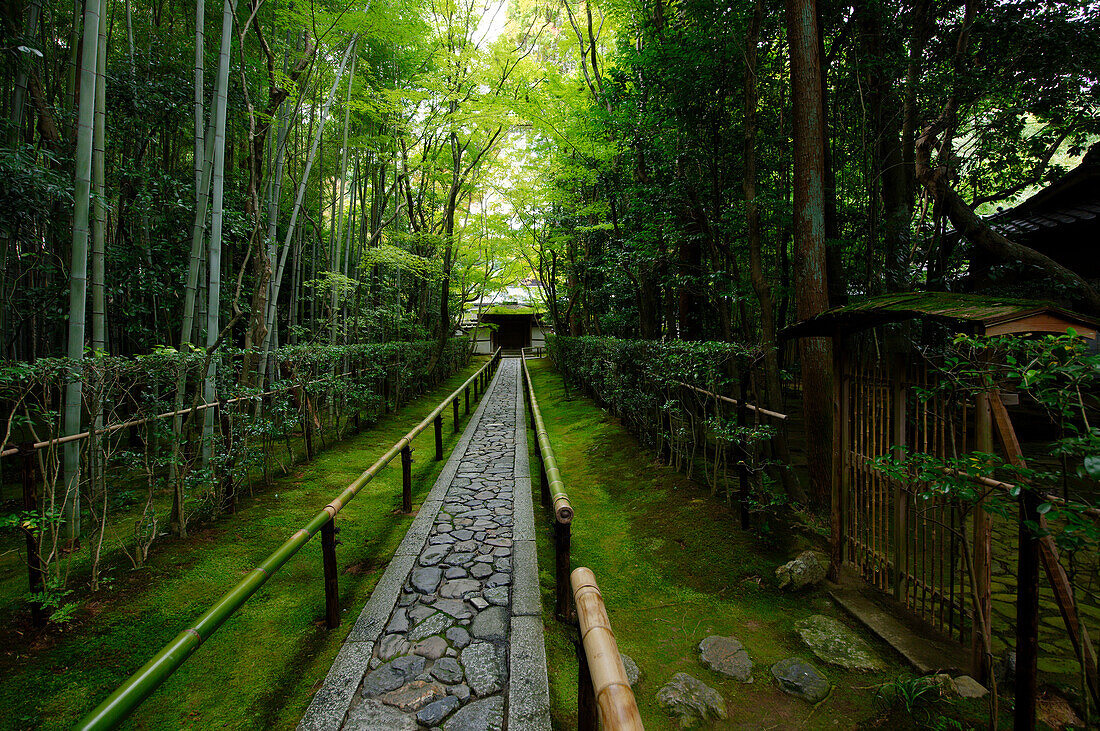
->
[783,292,1100,339]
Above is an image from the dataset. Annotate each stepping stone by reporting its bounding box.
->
[408,604,436,624]
[385,610,409,634]
[470,606,508,641]
[656,672,727,726]
[410,566,442,594]
[440,579,481,599]
[461,641,505,696]
[412,636,448,660]
[420,545,450,566]
[484,587,508,606]
[698,635,753,682]
[470,563,492,579]
[378,680,447,712]
[485,572,510,588]
[378,634,410,662]
[444,695,504,731]
[343,699,417,730]
[795,615,884,671]
[430,656,465,684]
[446,626,471,649]
[409,612,453,642]
[445,566,468,579]
[432,598,474,619]
[771,658,830,703]
[416,695,461,726]
[361,656,427,698]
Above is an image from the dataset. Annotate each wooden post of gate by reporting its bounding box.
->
[972,391,994,681]
[453,397,460,432]
[829,327,850,581]
[20,442,46,628]
[576,636,598,731]
[321,518,340,629]
[555,520,573,621]
[434,415,444,460]
[401,446,413,513]
[890,353,907,601]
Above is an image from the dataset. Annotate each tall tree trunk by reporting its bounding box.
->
[786,0,833,510]
[62,0,105,541]
[746,0,806,504]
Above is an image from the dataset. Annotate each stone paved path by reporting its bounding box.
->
[299,358,549,731]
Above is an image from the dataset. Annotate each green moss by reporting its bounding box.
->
[0,359,489,730]
[526,359,908,729]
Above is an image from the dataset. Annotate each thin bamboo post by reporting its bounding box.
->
[1016,490,1040,731]
[321,518,340,629]
[891,354,907,602]
[571,567,644,731]
[434,414,443,460]
[464,386,470,415]
[972,391,993,681]
[453,397,459,432]
[555,520,573,621]
[401,446,413,513]
[20,442,46,628]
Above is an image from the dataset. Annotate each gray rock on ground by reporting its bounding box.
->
[620,653,641,686]
[770,658,831,703]
[698,635,753,682]
[656,672,728,728]
[795,614,884,671]
[775,550,826,591]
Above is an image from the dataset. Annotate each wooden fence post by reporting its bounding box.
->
[434,415,444,461]
[19,442,46,628]
[301,383,314,461]
[555,520,573,621]
[576,636,598,731]
[321,518,340,629]
[453,397,459,432]
[217,398,235,513]
[540,453,550,507]
[464,386,470,415]
[401,446,413,513]
[737,373,750,529]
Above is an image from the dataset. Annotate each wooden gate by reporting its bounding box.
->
[841,346,974,643]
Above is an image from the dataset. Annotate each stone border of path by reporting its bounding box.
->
[507,358,551,730]
[298,359,550,730]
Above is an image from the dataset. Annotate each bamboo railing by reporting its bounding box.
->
[572,567,644,731]
[522,349,643,730]
[75,350,501,730]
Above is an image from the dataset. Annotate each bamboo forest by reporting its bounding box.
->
[2,0,1100,726]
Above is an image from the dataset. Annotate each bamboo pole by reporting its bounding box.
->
[671,380,788,420]
[571,567,644,731]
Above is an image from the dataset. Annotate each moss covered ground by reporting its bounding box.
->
[525,357,937,729]
[0,358,488,730]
